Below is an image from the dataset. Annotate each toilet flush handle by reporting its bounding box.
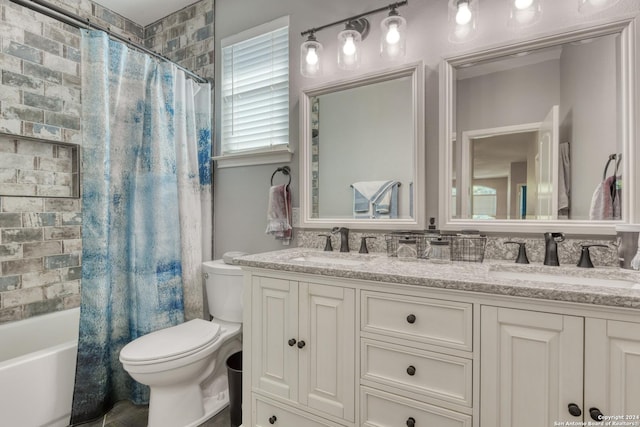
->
[203,272,209,279]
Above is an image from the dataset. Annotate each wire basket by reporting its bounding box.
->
[385,232,418,258]
[450,234,487,262]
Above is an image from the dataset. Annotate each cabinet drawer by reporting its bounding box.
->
[361,291,473,351]
[361,386,472,427]
[361,338,472,407]
[254,396,335,427]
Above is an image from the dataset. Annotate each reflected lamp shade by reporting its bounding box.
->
[337,28,362,70]
[449,0,478,43]
[507,0,542,28]
[578,0,620,13]
[380,12,407,60]
[301,35,323,77]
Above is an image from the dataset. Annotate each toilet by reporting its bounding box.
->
[119,260,243,427]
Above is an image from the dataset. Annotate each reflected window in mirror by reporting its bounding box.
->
[440,19,635,234]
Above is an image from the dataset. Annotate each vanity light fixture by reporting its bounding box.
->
[338,21,366,70]
[508,0,542,28]
[578,0,620,14]
[301,32,323,77]
[449,0,478,42]
[300,1,408,77]
[380,6,407,60]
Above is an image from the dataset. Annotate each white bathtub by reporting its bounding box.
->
[0,307,80,427]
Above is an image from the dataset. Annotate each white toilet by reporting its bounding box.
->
[120,260,243,427]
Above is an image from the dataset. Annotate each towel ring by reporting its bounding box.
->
[271,166,291,188]
[603,154,618,181]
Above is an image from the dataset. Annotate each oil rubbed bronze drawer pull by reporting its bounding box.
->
[406,365,416,376]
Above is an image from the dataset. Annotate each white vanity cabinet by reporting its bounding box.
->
[242,263,640,427]
[481,306,640,426]
[250,275,355,426]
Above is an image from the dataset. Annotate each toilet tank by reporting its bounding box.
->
[202,260,243,323]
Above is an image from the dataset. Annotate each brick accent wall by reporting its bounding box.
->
[144,0,215,80]
[0,0,215,324]
[0,196,81,322]
[0,0,143,324]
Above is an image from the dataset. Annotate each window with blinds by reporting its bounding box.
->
[220,18,289,158]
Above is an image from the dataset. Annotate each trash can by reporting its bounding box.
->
[227,351,242,427]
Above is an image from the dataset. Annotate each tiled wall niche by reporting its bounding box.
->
[0,133,79,198]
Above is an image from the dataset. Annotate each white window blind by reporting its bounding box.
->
[221,21,289,156]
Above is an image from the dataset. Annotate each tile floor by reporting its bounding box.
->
[78,401,230,427]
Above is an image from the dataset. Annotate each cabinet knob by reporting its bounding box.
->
[268,415,277,424]
[406,416,416,427]
[590,407,604,421]
[297,340,306,349]
[406,314,416,324]
[288,338,297,347]
[406,365,416,376]
[568,403,582,417]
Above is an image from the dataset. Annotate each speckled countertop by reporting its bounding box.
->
[235,248,640,310]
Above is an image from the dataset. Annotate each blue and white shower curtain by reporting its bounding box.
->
[71,30,212,424]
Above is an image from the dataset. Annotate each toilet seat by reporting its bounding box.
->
[120,319,221,366]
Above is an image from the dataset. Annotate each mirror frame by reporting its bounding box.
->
[299,62,425,230]
[439,18,637,235]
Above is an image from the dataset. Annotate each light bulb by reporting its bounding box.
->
[342,35,356,56]
[305,46,318,65]
[514,0,533,9]
[385,23,401,44]
[456,1,473,25]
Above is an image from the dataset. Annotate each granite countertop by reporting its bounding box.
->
[235,248,640,310]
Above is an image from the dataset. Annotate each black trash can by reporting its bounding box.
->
[227,351,242,427]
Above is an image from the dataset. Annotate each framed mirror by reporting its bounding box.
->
[439,18,637,235]
[300,62,425,230]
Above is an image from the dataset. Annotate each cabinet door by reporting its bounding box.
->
[252,276,299,400]
[298,282,356,422]
[481,306,584,427]
[585,318,640,419]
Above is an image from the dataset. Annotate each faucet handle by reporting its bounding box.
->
[577,243,609,268]
[359,236,376,254]
[553,232,566,243]
[318,234,333,252]
[504,241,530,264]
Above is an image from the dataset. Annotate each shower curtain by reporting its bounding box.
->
[71,30,212,424]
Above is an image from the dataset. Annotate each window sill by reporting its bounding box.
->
[213,147,294,168]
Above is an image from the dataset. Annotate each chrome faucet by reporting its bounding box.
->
[543,232,565,266]
[332,227,350,252]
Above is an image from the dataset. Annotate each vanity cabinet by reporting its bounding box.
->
[243,263,640,427]
[481,306,640,426]
[251,276,355,423]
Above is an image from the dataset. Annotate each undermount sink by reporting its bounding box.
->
[489,270,640,290]
[289,254,366,267]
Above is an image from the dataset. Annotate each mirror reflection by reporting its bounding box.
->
[311,75,415,220]
[452,32,622,222]
[301,63,424,230]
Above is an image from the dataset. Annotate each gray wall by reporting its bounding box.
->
[213,0,640,258]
